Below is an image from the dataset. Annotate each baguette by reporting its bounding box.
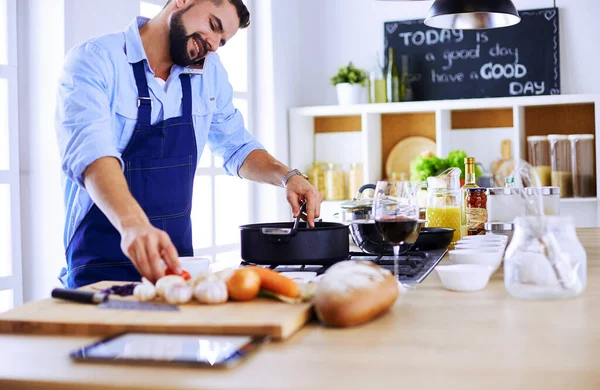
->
[314,261,399,327]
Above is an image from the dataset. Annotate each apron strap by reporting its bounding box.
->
[179,73,192,117]
[132,61,152,127]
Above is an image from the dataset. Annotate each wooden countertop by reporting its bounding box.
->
[1,229,599,390]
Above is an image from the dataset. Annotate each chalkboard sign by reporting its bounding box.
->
[384,8,560,101]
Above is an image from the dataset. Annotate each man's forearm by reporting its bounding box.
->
[82,156,149,233]
[238,150,291,187]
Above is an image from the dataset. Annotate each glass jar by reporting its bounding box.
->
[504,216,586,300]
[548,134,573,198]
[324,163,346,201]
[527,136,552,186]
[466,188,487,236]
[425,168,462,243]
[524,186,560,216]
[486,187,524,222]
[369,66,387,104]
[308,161,327,196]
[569,134,596,198]
[347,162,364,200]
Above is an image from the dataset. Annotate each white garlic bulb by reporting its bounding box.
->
[164,283,193,304]
[133,277,156,302]
[189,270,216,287]
[193,280,228,304]
[155,275,185,297]
[214,268,235,283]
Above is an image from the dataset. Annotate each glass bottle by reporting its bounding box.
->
[460,157,479,238]
[504,216,586,300]
[400,54,413,102]
[385,47,400,103]
[369,54,387,104]
[527,136,552,186]
[466,188,487,236]
[425,168,462,244]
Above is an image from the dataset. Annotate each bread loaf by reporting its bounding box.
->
[314,260,399,327]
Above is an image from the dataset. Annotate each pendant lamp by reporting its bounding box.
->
[424,0,521,30]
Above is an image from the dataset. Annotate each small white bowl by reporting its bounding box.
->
[454,243,505,251]
[435,264,493,292]
[461,235,507,243]
[178,256,211,278]
[448,249,503,272]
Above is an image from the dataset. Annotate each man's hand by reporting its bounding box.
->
[120,222,181,283]
[285,175,323,228]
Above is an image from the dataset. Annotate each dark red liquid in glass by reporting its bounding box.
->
[375,217,418,245]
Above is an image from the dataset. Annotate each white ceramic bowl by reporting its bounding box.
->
[435,264,493,292]
[454,242,506,251]
[461,235,507,243]
[448,249,503,272]
[178,256,211,278]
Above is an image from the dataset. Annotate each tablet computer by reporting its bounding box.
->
[70,333,269,368]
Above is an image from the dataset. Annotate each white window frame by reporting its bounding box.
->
[0,0,23,307]
[192,0,256,262]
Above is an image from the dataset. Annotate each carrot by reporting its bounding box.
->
[246,267,299,298]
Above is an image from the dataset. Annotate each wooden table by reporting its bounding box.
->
[1,229,599,390]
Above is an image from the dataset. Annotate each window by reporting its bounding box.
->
[0,0,23,312]
[140,1,253,269]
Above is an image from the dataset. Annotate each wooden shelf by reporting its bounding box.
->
[525,103,595,137]
[314,115,361,133]
[451,108,513,130]
[381,112,435,176]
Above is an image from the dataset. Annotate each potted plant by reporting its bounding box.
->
[330,62,368,105]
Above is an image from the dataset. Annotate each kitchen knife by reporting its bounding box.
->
[51,288,179,312]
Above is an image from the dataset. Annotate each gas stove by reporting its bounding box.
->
[241,248,447,284]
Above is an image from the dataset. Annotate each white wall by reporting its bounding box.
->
[275,0,600,107]
[18,0,139,302]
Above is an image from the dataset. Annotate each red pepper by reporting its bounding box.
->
[165,268,191,281]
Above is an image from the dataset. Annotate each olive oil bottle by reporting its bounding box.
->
[386,47,400,103]
[460,157,479,238]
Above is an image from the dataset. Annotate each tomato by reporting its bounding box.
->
[165,268,191,281]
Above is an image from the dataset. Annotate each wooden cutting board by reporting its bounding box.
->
[0,281,314,340]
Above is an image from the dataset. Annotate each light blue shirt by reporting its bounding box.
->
[56,17,264,248]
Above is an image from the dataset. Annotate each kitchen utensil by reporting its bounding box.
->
[412,227,455,251]
[385,136,436,179]
[435,264,493,292]
[0,282,313,340]
[240,202,349,266]
[51,288,179,312]
[178,256,211,279]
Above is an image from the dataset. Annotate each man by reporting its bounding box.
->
[55,0,322,289]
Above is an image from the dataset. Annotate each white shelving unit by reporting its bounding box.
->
[289,94,600,227]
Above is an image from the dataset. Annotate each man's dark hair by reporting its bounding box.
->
[164,0,250,29]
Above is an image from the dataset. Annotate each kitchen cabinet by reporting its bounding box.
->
[289,94,600,227]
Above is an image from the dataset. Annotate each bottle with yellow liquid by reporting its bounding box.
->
[460,157,480,239]
[425,168,462,244]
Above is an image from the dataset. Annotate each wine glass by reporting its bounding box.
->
[372,181,420,280]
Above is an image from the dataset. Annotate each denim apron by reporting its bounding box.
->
[61,61,197,288]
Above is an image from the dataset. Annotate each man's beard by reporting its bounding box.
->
[169,8,208,66]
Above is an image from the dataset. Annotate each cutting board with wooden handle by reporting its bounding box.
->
[0,281,314,340]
